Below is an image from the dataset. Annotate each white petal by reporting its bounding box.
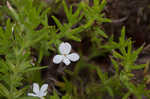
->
[40,92,47,97]
[67,53,80,62]
[63,57,71,65]
[59,42,72,54]
[39,84,48,97]
[33,83,40,94]
[53,55,63,64]
[28,93,38,97]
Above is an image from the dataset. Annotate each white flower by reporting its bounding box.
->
[28,83,48,99]
[53,42,80,65]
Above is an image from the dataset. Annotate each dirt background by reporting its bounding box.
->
[104,0,150,47]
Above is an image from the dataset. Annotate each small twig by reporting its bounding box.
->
[111,16,128,23]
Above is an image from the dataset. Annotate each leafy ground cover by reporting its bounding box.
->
[0,0,150,99]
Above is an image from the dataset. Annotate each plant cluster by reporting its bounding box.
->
[0,0,149,99]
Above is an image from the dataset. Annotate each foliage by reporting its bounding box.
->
[0,0,149,99]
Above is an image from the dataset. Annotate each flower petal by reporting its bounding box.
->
[63,57,71,65]
[53,55,63,64]
[28,93,38,97]
[67,53,80,62]
[59,42,72,54]
[39,84,48,97]
[33,83,40,94]
[42,92,47,97]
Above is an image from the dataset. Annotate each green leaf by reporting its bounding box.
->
[106,87,114,97]
[25,66,48,72]
[130,64,146,70]
[63,0,70,21]
[119,26,126,45]
[96,67,106,82]
[111,58,119,74]
[62,94,72,99]
[50,91,60,99]
[94,27,108,38]
[99,0,107,12]
[112,51,123,59]
[15,86,29,98]
[19,97,38,99]
[52,16,63,30]
[122,92,131,99]
[0,83,9,97]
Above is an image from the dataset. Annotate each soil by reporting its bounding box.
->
[104,0,150,47]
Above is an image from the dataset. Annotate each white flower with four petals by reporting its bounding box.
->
[53,42,80,65]
[28,83,48,99]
